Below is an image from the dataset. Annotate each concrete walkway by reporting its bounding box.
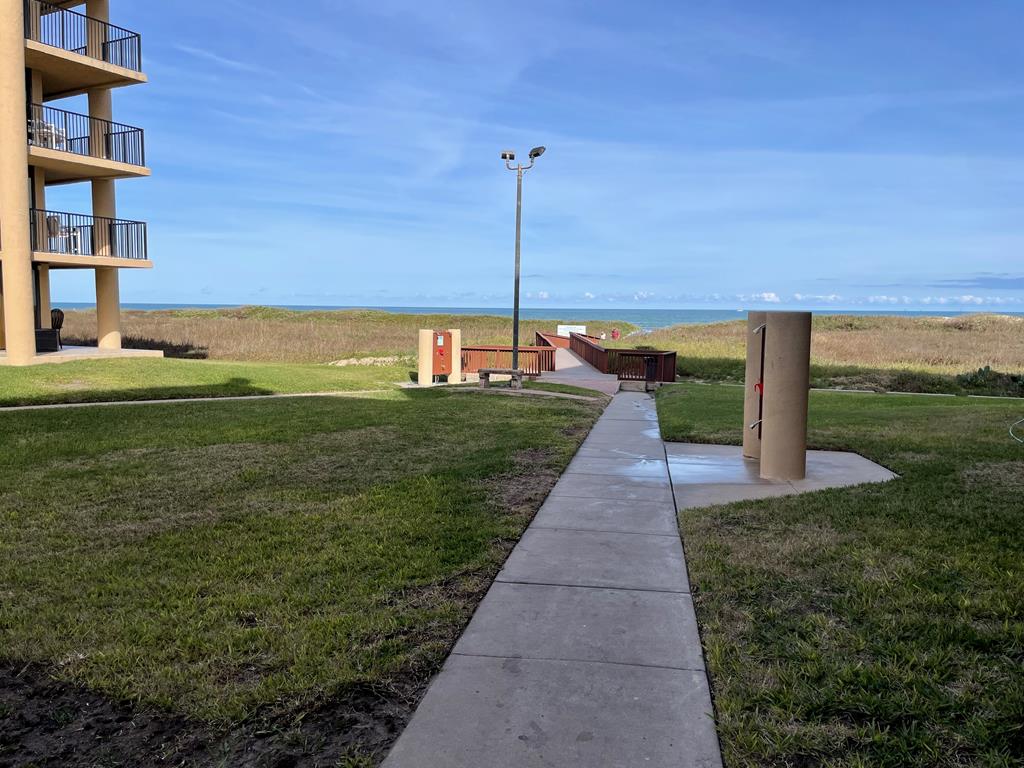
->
[539,346,621,396]
[383,391,722,768]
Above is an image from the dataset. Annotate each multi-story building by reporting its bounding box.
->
[0,0,153,365]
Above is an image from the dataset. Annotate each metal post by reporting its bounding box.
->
[512,166,522,370]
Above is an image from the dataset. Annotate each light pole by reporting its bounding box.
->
[501,146,545,370]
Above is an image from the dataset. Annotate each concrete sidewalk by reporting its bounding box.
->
[538,346,621,396]
[383,391,722,768]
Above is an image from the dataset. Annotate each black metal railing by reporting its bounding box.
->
[30,208,148,261]
[24,0,142,72]
[27,103,145,166]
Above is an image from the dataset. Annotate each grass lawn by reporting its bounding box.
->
[0,357,411,407]
[656,383,1024,767]
[522,380,608,398]
[0,388,602,763]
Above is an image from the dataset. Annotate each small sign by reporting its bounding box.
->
[558,324,586,336]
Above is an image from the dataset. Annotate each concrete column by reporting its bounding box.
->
[448,328,462,383]
[88,88,112,159]
[741,310,767,459]
[37,265,51,329]
[759,311,812,481]
[92,177,115,256]
[95,267,121,349]
[0,0,37,364]
[85,0,109,61]
[417,329,433,386]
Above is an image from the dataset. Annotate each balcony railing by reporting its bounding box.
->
[28,103,145,166]
[30,208,148,261]
[24,0,142,72]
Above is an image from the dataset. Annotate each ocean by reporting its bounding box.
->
[58,303,1024,333]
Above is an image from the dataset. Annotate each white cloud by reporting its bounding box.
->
[750,292,781,303]
[583,291,595,299]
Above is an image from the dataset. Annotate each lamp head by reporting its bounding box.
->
[500,150,515,161]
[528,146,546,159]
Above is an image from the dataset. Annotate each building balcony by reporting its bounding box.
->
[29,208,151,268]
[24,0,146,98]
[28,103,149,183]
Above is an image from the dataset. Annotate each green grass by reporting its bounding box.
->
[0,389,602,721]
[0,358,410,407]
[656,383,1024,767]
[522,380,609,398]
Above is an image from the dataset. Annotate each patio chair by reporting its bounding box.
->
[46,215,80,254]
[50,308,64,349]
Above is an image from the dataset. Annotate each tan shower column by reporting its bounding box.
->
[448,328,462,383]
[759,311,812,481]
[418,329,434,386]
[741,310,767,459]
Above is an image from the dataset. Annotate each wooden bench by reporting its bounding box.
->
[478,368,534,390]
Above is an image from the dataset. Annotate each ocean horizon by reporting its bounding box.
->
[55,303,1024,333]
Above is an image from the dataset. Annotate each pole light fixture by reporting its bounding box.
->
[501,145,546,370]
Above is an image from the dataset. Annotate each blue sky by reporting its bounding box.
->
[48,1,1024,310]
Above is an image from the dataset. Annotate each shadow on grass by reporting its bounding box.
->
[1,377,275,408]
[62,334,209,359]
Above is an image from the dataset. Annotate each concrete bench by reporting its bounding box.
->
[478,368,534,390]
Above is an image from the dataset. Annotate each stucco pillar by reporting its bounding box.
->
[417,329,433,386]
[92,177,115,256]
[37,266,51,329]
[95,267,121,349]
[759,311,812,481]
[742,310,767,459]
[85,0,110,61]
[448,328,462,383]
[88,87,111,159]
[0,0,37,364]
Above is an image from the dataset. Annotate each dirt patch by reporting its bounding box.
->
[481,448,562,519]
[0,661,422,767]
[961,461,1024,492]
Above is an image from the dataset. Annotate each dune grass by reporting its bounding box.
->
[0,358,410,407]
[0,389,601,727]
[610,313,1024,395]
[656,383,1024,767]
[59,307,639,364]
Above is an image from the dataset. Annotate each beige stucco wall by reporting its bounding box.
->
[0,0,37,364]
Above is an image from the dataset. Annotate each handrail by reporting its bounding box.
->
[29,208,148,260]
[24,0,143,72]
[569,332,676,382]
[462,345,556,376]
[27,102,145,166]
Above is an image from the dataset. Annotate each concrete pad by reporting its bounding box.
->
[673,482,798,509]
[575,442,666,460]
[497,528,689,592]
[533,496,678,535]
[564,455,668,478]
[666,454,771,484]
[382,655,722,768]
[454,582,705,670]
[549,473,674,503]
[664,442,745,459]
[666,442,898,508]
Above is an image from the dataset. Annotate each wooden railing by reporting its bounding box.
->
[461,345,556,376]
[569,333,609,372]
[569,333,676,382]
[535,331,570,349]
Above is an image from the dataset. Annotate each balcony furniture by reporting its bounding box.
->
[28,118,67,150]
[50,308,65,349]
[46,214,81,254]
